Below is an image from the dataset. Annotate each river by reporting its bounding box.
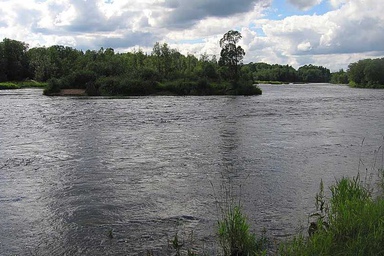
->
[0,84,383,255]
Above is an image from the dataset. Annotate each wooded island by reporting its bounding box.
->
[0,30,383,95]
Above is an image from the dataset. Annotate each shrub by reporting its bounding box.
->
[96,76,158,96]
[161,80,197,95]
[96,76,123,96]
[43,78,63,95]
[65,70,97,89]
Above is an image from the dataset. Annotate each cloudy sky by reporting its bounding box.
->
[1,0,383,71]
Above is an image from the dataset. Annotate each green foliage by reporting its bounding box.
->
[160,80,200,95]
[348,58,384,88]
[0,38,29,81]
[0,80,47,90]
[248,63,298,83]
[96,76,158,96]
[1,37,263,96]
[246,62,331,84]
[330,69,349,84]
[297,64,331,83]
[65,70,97,89]
[229,81,262,96]
[279,175,384,256]
[0,82,19,89]
[43,78,63,95]
[218,205,266,256]
[219,30,245,82]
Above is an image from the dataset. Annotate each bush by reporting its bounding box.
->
[139,67,161,82]
[96,76,158,96]
[96,76,121,96]
[43,78,63,95]
[226,80,262,95]
[65,70,97,89]
[118,79,158,96]
[161,80,198,95]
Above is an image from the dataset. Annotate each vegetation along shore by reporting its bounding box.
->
[166,167,384,256]
[1,31,383,96]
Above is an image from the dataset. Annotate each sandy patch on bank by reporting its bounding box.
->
[60,89,86,96]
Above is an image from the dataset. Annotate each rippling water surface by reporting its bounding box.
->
[1,84,383,255]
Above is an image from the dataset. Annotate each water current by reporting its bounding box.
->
[0,84,383,255]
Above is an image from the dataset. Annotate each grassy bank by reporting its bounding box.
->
[0,82,19,89]
[349,81,384,89]
[0,80,47,90]
[165,166,384,255]
[279,173,384,256]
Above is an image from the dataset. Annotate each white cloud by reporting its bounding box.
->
[287,0,323,10]
[243,0,384,70]
[329,0,347,8]
[0,0,383,71]
[297,41,312,52]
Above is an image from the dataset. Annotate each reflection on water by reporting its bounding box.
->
[0,85,383,255]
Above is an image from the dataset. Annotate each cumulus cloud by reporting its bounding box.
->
[287,0,323,10]
[329,0,347,8]
[297,41,312,52]
[160,0,269,29]
[247,0,384,69]
[0,0,383,71]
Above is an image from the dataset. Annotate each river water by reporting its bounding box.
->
[0,84,383,255]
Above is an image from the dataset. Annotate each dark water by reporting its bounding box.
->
[0,84,383,255]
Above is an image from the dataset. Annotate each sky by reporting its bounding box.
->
[1,0,383,71]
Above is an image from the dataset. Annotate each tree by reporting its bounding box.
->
[347,58,384,88]
[0,38,29,81]
[330,69,349,84]
[218,30,245,81]
[27,47,52,81]
[297,64,330,83]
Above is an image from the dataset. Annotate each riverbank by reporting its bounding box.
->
[171,169,384,255]
[0,80,47,90]
[349,82,384,89]
[279,170,384,255]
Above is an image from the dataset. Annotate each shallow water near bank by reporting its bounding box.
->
[0,84,383,255]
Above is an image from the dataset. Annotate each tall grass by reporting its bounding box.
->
[212,177,267,256]
[279,174,384,256]
[218,205,267,256]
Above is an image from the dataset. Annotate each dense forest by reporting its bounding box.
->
[244,62,331,83]
[0,32,262,96]
[1,35,383,95]
[346,58,384,88]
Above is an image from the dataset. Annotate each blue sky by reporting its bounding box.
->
[268,0,331,20]
[1,0,383,71]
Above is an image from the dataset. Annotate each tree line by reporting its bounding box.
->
[0,32,261,96]
[346,58,384,88]
[1,36,383,95]
[243,62,331,83]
